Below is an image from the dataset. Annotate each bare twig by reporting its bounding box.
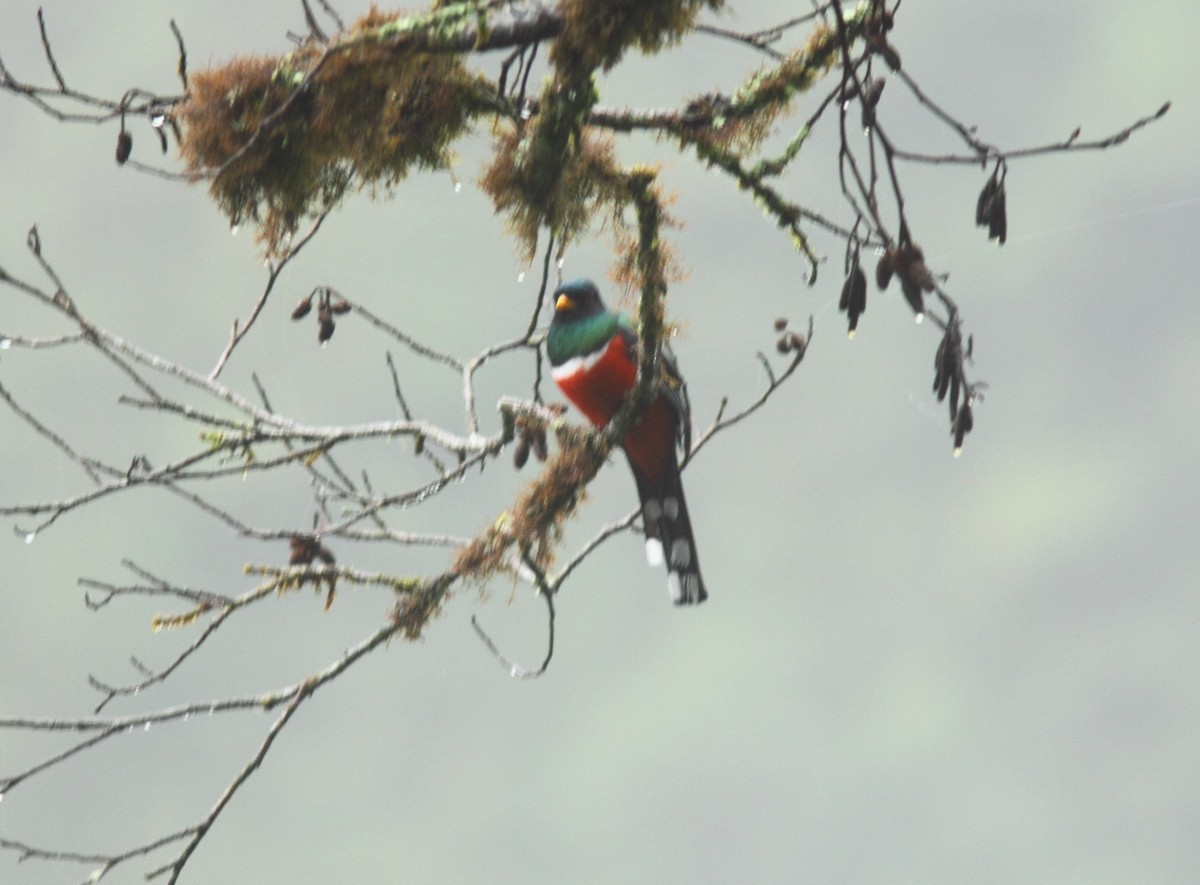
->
[209,209,332,380]
[471,554,556,679]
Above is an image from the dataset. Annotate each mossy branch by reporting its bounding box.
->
[454,169,672,588]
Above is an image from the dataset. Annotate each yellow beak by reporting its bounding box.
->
[555,293,574,312]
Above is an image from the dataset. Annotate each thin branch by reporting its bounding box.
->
[35,8,67,90]
[208,208,332,380]
[168,19,188,90]
[890,99,1172,165]
[0,377,103,486]
[471,554,555,679]
[148,684,310,884]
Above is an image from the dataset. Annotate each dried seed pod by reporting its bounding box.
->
[892,243,934,316]
[115,130,132,165]
[870,36,902,71]
[840,257,868,337]
[939,329,959,394]
[786,331,806,353]
[773,317,788,332]
[776,334,793,355]
[909,255,936,293]
[866,11,894,34]
[291,295,314,320]
[318,316,336,343]
[513,435,531,469]
[987,184,1007,244]
[975,176,998,226]
[895,256,923,314]
[953,402,974,456]
[900,278,924,316]
[289,536,316,565]
[933,336,950,400]
[861,77,886,127]
[863,78,886,110]
[314,541,335,565]
[875,249,894,290]
[330,298,352,315]
[976,166,1008,245]
[531,428,548,462]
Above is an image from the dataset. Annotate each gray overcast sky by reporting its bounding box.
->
[2,2,1198,883]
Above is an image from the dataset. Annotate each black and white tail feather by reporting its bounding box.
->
[632,463,707,605]
[636,339,707,605]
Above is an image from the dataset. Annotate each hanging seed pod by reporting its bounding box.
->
[900,274,923,315]
[936,328,959,403]
[115,130,133,165]
[872,38,902,71]
[311,539,335,565]
[531,428,548,462]
[330,298,351,315]
[317,315,336,343]
[893,243,931,316]
[776,334,793,355]
[839,255,868,338]
[948,370,961,422]
[866,10,894,35]
[975,175,998,226]
[953,402,974,456]
[861,77,886,128]
[976,165,1008,245]
[291,295,314,320]
[875,249,895,290]
[933,336,950,401]
[773,317,788,332]
[513,434,531,469]
[289,536,316,566]
[987,183,1007,244]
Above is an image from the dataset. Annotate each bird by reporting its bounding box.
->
[546,279,707,605]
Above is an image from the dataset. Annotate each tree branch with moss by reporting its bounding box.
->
[0,1,1169,881]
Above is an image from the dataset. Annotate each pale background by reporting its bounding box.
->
[1,2,1197,883]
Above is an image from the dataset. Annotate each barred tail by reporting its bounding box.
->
[631,459,708,606]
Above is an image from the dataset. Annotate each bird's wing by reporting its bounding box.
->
[617,320,692,457]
